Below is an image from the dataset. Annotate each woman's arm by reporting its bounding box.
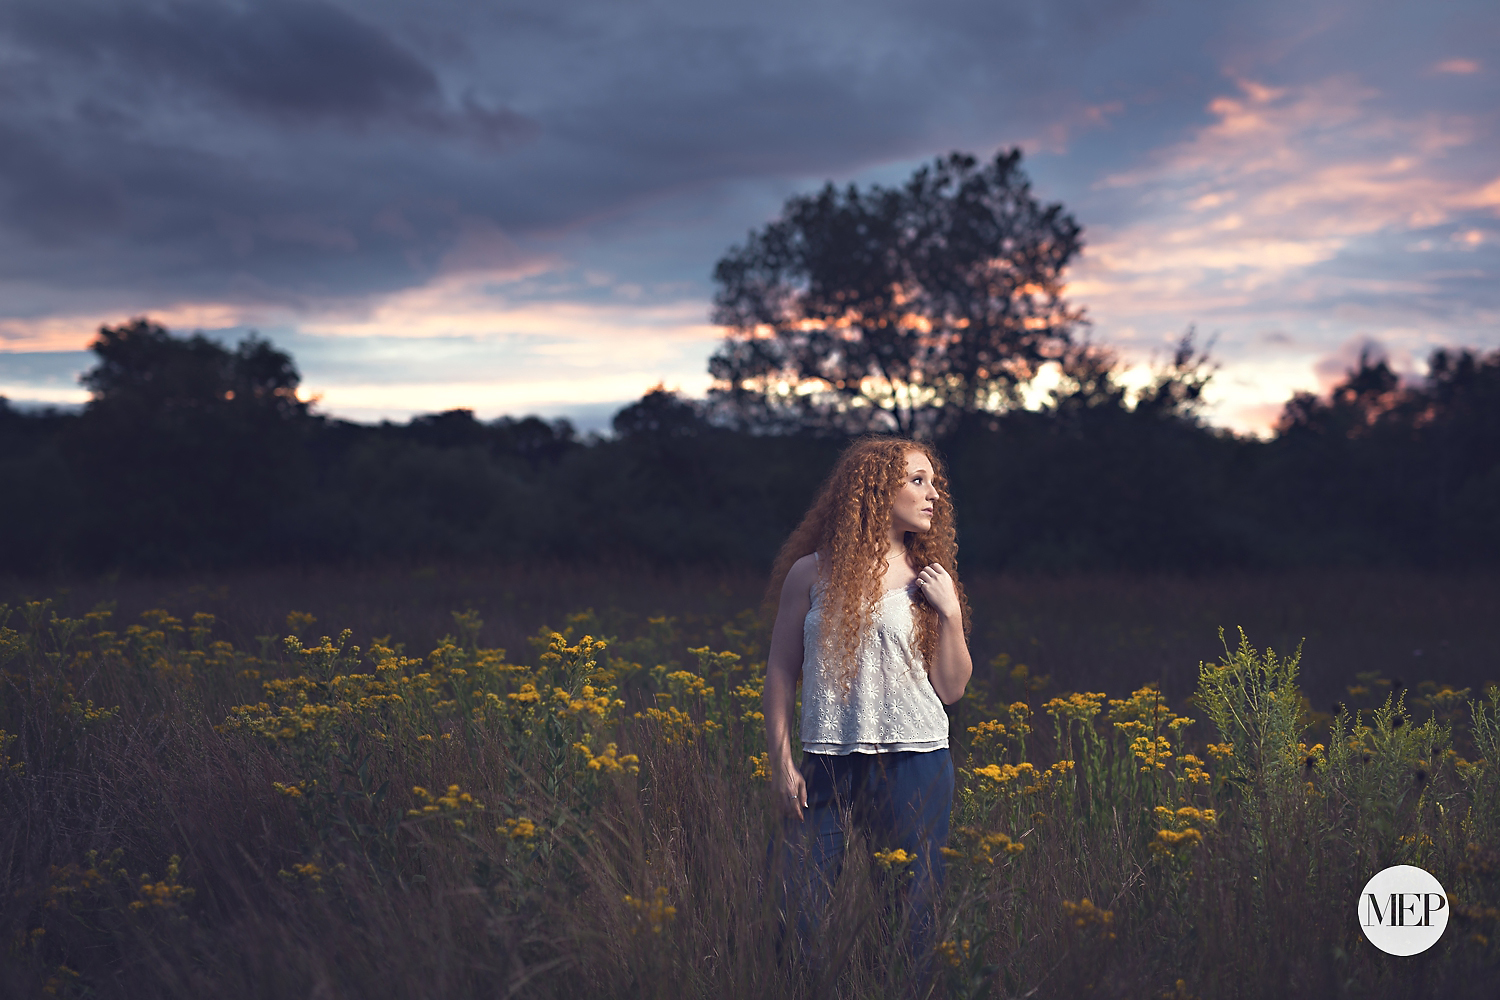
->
[915,562,972,704]
[763,553,817,819]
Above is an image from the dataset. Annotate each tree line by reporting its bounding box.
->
[1,317,1496,576]
[2,150,1496,575]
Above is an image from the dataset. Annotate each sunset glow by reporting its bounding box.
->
[0,1,1493,436]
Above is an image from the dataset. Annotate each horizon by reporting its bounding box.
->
[2,322,1470,441]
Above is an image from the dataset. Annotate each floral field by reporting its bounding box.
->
[4,596,1500,998]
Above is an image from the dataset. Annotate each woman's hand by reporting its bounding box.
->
[918,561,973,703]
[915,562,961,621]
[774,763,808,821]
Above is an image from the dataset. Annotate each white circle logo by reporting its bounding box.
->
[1358,864,1449,956]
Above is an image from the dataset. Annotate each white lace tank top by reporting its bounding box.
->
[799,568,950,755]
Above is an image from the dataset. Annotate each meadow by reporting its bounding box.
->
[3,565,1500,998]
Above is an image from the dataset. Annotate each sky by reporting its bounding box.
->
[0,0,1495,435]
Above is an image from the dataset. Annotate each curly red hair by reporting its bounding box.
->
[766,436,970,692]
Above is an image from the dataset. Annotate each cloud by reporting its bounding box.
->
[298,271,717,348]
[0,0,1205,313]
[1091,74,1490,255]
[1058,65,1499,433]
[1433,59,1481,75]
[0,0,539,308]
[0,0,1494,436]
[289,299,718,423]
[0,0,526,135]
[0,302,269,352]
[1017,20,1493,263]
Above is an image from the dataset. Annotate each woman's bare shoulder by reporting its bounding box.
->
[781,552,820,597]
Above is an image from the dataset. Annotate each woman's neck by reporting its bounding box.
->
[885,532,909,566]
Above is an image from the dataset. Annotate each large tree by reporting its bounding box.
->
[707,149,1084,437]
[82,317,306,420]
[71,319,315,568]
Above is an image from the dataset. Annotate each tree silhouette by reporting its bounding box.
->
[82,317,305,420]
[71,319,314,568]
[1274,345,1404,440]
[3,311,1494,575]
[1267,344,1500,566]
[708,149,1084,438]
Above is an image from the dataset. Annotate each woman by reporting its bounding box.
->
[763,436,972,972]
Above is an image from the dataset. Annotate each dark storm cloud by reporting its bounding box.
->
[0,0,1219,313]
[6,0,440,126]
[0,0,538,307]
[0,119,128,242]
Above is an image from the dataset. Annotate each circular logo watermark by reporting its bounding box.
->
[1358,864,1449,956]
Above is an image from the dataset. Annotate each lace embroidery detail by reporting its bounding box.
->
[800,580,949,755]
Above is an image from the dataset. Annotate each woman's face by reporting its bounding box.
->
[890,450,939,537]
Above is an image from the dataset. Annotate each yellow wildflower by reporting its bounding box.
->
[936,938,972,967]
[953,829,1025,862]
[1177,754,1210,784]
[1062,898,1115,937]
[1006,701,1033,740]
[42,965,80,996]
[407,783,483,823]
[1152,828,1204,855]
[507,683,541,705]
[1131,735,1172,772]
[575,742,640,775]
[623,886,677,934]
[734,678,765,723]
[1107,684,1181,744]
[1043,691,1106,724]
[872,848,916,870]
[664,670,709,699]
[967,719,1008,749]
[500,817,539,841]
[1162,979,1197,1000]
[635,704,704,745]
[1428,686,1471,710]
[1173,806,1216,826]
[128,856,194,911]
[973,762,1038,785]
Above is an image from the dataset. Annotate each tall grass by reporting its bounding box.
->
[3,596,1499,998]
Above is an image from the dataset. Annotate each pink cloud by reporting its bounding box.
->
[1432,58,1481,75]
[1078,74,1492,309]
[0,303,269,353]
[1065,71,1498,433]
